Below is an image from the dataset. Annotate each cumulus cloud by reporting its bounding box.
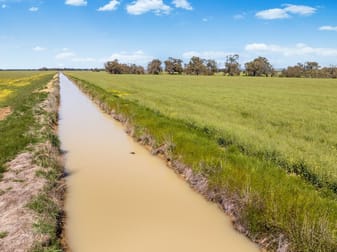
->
[283,4,316,15]
[65,0,87,6]
[245,43,337,57]
[256,8,289,20]
[172,0,192,10]
[29,7,39,12]
[97,0,120,11]
[319,25,337,32]
[256,4,316,20]
[126,0,171,15]
[2,4,7,9]
[33,46,46,52]
[107,50,153,64]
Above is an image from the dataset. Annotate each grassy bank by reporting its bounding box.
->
[0,72,65,251]
[0,73,55,176]
[67,72,337,252]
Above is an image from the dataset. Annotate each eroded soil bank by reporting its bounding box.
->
[59,74,260,251]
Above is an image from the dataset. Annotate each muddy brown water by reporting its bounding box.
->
[58,74,260,252]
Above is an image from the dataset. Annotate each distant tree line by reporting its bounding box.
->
[104,56,337,79]
[281,62,337,78]
[105,59,145,74]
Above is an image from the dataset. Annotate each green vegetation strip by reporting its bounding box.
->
[68,73,337,252]
[0,74,54,176]
[0,71,46,80]
[0,73,64,251]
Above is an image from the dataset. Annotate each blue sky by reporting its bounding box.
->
[1,0,337,69]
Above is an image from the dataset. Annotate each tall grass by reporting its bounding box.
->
[67,73,337,251]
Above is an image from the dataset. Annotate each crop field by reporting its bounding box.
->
[0,71,45,80]
[68,72,337,191]
[67,71,337,251]
[0,71,55,176]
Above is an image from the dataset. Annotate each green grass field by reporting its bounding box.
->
[67,72,337,192]
[0,72,55,176]
[0,71,46,80]
[67,71,337,251]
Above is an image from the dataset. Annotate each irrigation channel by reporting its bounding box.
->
[58,73,260,252]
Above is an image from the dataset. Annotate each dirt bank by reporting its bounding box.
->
[0,74,65,251]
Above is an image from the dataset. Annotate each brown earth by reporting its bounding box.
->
[0,152,46,252]
[0,107,11,121]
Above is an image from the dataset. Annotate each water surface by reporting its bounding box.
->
[58,73,260,252]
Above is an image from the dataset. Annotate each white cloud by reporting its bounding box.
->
[319,25,337,32]
[107,50,153,64]
[256,8,289,20]
[29,7,38,12]
[172,0,192,10]
[126,0,171,15]
[33,46,46,52]
[2,4,7,8]
[202,18,208,22]
[283,4,316,16]
[97,0,120,11]
[245,43,337,57]
[256,4,316,20]
[65,0,87,6]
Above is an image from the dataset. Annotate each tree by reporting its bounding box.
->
[224,54,240,76]
[105,59,144,74]
[164,57,183,74]
[147,59,162,74]
[129,64,145,74]
[105,59,123,74]
[206,59,218,75]
[320,66,337,78]
[282,62,322,78]
[185,56,207,75]
[244,57,273,77]
[304,61,320,78]
[281,63,305,78]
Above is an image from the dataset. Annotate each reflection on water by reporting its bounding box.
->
[58,73,260,252]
